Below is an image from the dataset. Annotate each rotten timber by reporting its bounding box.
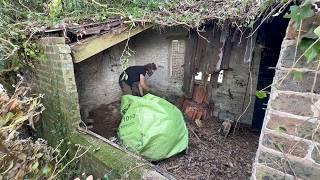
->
[70,25,152,63]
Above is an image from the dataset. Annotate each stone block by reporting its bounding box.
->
[267,113,319,141]
[271,92,320,117]
[255,164,295,180]
[312,145,320,164]
[278,40,318,70]
[262,132,310,158]
[258,150,320,179]
[274,70,320,93]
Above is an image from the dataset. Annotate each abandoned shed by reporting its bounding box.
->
[30,2,320,180]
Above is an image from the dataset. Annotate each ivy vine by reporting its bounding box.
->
[256,2,320,99]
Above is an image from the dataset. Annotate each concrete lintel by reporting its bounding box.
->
[70,25,152,63]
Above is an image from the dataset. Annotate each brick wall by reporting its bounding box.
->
[74,41,130,118]
[74,28,188,120]
[33,37,80,145]
[34,37,169,179]
[252,22,320,179]
[170,39,185,80]
[131,28,188,97]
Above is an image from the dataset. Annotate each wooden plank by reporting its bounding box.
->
[71,25,152,63]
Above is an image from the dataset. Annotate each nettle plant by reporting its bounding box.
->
[256,2,320,99]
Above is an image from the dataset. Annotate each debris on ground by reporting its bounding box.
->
[156,119,259,180]
[88,101,121,139]
[88,99,259,180]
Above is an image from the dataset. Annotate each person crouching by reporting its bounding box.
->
[119,63,157,96]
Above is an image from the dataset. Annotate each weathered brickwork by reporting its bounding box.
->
[33,37,81,145]
[252,20,320,179]
[170,39,185,80]
[34,37,169,179]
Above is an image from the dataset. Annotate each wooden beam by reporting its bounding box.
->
[71,25,152,63]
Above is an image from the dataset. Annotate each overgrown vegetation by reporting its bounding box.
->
[256,1,320,98]
[0,81,89,179]
[0,0,280,85]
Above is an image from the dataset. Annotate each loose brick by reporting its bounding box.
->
[258,150,320,179]
[274,70,320,93]
[267,113,319,140]
[262,132,310,158]
[271,92,320,117]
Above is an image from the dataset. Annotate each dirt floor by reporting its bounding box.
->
[87,102,260,180]
[156,119,260,180]
[87,101,121,139]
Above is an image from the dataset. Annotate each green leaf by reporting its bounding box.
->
[256,91,267,99]
[314,25,320,38]
[299,38,320,63]
[275,126,287,134]
[291,70,303,81]
[32,161,39,170]
[284,5,314,22]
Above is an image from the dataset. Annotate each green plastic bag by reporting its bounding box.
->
[118,94,188,161]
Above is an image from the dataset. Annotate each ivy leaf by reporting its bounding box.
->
[291,70,303,81]
[299,38,320,63]
[275,126,287,134]
[284,5,314,22]
[256,91,267,99]
[314,25,320,38]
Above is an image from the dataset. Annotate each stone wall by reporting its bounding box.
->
[74,42,128,117]
[252,22,320,179]
[131,28,187,97]
[210,46,261,125]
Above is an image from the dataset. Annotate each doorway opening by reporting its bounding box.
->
[252,13,290,130]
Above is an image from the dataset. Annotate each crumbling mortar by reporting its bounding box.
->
[256,164,296,180]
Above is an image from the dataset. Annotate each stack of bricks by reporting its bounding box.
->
[252,19,320,179]
[33,37,81,146]
[177,85,209,121]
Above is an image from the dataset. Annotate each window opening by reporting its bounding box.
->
[217,70,224,83]
[195,71,203,80]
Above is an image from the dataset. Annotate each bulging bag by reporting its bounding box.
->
[118,94,188,161]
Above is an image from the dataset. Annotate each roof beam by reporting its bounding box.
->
[70,25,152,63]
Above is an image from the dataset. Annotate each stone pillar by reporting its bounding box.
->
[252,21,320,179]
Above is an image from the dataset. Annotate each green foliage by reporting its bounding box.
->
[299,38,320,63]
[314,25,320,38]
[0,0,274,82]
[274,126,287,134]
[284,4,314,28]
[256,91,267,99]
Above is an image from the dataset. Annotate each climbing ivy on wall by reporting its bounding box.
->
[256,1,320,99]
